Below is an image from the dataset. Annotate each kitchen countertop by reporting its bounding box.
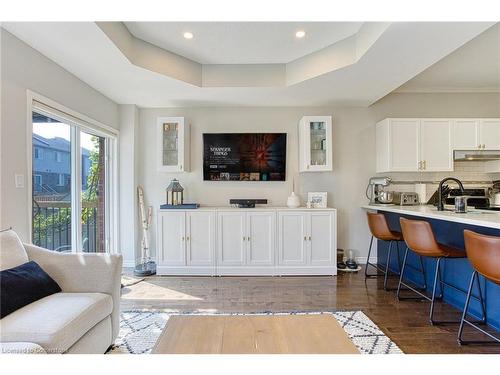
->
[362,204,500,230]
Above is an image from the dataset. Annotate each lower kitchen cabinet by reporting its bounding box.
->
[277,210,336,275]
[217,210,276,275]
[157,210,216,275]
[157,208,337,276]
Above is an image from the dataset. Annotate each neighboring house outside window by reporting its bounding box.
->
[56,151,62,162]
[33,174,42,191]
[34,147,43,159]
[58,173,65,186]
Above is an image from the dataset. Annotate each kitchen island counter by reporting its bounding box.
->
[362,204,500,229]
[362,204,500,332]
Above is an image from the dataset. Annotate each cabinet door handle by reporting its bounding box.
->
[243,236,246,242]
[308,236,312,241]
[478,145,482,149]
[180,165,183,170]
[247,236,250,241]
[483,144,486,149]
[423,160,426,170]
[304,236,307,241]
[186,236,190,241]
[181,236,185,241]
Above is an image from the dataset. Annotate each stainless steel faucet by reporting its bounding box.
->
[437,177,465,211]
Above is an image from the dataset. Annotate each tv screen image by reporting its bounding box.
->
[203,133,287,181]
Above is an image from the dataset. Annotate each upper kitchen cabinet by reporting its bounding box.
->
[420,119,453,171]
[299,116,332,172]
[453,119,500,150]
[157,117,190,172]
[376,118,453,172]
[480,119,500,150]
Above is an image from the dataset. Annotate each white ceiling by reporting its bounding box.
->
[124,22,363,64]
[2,22,497,107]
[397,22,500,93]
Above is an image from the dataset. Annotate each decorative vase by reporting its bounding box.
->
[287,191,301,208]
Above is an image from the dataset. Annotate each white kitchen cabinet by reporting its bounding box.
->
[420,119,453,171]
[299,116,333,172]
[186,211,216,267]
[157,117,190,172]
[277,211,308,266]
[217,210,276,275]
[452,119,480,150]
[157,211,215,275]
[376,118,453,172]
[246,212,275,266]
[277,210,337,275]
[217,212,246,267]
[376,119,420,172]
[309,211,335,266]
[453,119,500,150]
[480,119,500,150]
[157,211,185,267]
[157,208,337,276]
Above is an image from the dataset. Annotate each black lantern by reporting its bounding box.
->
[166,178,184,205]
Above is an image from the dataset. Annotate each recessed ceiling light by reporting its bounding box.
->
[183,32,194,40]
[295,30,306,38]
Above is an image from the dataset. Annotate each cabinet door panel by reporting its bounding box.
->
[278,212,307,265]
[309,212,334,265]
[389,120,420,171]
[480,120,500,150]
[158,212,185,266]
[217,212,246,266]
[453,120,479,149]
[246,212,275,266]
[420,120,453,171]
[186,211,215,266]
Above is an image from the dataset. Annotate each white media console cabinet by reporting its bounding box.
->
[156,207,337,276]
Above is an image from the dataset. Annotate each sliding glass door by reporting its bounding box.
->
[31,108,115,253]
[32,113,73,251]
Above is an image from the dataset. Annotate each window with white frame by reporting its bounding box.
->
[30,98,118,254]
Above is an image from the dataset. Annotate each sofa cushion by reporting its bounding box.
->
[0,229,29,271]
[1,261,62,318]
[0,292,113,353]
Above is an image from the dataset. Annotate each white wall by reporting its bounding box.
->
[118,105,139,266]
[0,29,119,240]
[137,93,500,262]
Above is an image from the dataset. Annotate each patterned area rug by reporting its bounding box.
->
[110,310,403,354]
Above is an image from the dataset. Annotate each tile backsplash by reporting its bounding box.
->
[380,161,500,202]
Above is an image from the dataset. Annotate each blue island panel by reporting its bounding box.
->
[376,211,500,332]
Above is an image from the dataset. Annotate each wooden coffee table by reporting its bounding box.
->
[152,314,360,354]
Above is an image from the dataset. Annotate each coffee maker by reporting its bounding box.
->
[366,177,392,204]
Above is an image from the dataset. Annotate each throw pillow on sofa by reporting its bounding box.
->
[0,261,61,318]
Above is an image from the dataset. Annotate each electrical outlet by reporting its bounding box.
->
[15,174,25,188]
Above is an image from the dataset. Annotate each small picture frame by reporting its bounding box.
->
[307,192,327,208]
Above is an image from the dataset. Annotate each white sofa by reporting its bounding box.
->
[0,230,122,354]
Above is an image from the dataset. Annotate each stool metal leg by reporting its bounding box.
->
[365,236,382,278]
[397,247,428,301]
[458,271,500,345]
[383,240,394,291]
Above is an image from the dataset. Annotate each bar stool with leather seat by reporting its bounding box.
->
[365,212,403,291]
[397,217,467,325]
[458,230,500,345]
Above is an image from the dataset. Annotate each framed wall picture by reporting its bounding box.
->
[308,192,327,208]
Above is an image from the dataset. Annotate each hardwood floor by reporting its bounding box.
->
[121,268,500,354]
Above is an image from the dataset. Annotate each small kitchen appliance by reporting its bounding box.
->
[393,192,420,206]
[366,177,393,204]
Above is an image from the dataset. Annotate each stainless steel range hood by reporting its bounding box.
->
[454,150,500,161]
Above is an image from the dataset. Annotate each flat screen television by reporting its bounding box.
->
[203,133,287,181]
